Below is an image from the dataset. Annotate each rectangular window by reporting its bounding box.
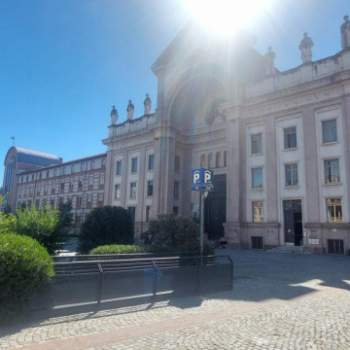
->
[252,201,264,223]
[97,193,104,207]
[200,154,206,168]
[251,167,263,189]
[324,159,340,184]
[116,160,122,175]
[173,206,179,216]
[99,174,105,189]
[114,184,121,200]
[285,163,298,187]
[86,194,92,209]
[174,181,180,200]
[223,151,227,167]
[322,119,337,143]
[129,182,137,199]
[175,155,180,173]
[76,196,82,209]
[148,154,154,171]
[326,198,342,223]
[215,152,221,168]
[251,133,262,155]
[146,206,151,222]
[88,176,94,190]
[208,153,213,168]
[147,180,153,197]
[131,157,138,173]
[284,126,297,149]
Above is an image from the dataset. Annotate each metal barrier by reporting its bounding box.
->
[31,255,233,313]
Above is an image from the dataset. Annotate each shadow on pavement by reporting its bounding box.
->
[1,249,349,338]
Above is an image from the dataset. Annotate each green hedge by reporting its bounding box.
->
[0,233,54,317]
[90,244,145,255]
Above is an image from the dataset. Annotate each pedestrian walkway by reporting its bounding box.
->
[1,250,349,350]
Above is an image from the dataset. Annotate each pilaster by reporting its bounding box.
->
[302,106,320,223]
[265,116,278,221]
[104,150,113,205]
[225,115,241,244]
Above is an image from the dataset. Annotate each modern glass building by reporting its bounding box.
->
[2,147,62,211]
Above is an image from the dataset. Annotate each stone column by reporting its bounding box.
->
[265,116,278,222]
[225,116,240,244]
[152,128,176,216]
[181,144,193,217]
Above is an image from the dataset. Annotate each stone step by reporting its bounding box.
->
[266,245,310,254]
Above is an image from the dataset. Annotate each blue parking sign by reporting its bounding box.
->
[192,168,213,191]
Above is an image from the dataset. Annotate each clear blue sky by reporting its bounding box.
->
[1,0,349,184]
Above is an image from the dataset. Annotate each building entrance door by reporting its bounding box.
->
[283,200,303,246]
[205,174,226,240]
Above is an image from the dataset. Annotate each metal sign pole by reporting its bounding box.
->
[199,190,204,260]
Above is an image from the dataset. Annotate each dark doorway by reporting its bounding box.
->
[205,174,226,240]
[127,206,136,232]
[283,200,303,246]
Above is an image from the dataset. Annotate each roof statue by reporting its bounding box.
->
[299,32,314,64]
[110,105,118,125]
[264,47,276,76]
[144,94,152,115]
[341,15,350,50]
[127,100,135,120]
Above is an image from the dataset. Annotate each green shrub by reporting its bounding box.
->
[0,212,16,234]
[147,215,210,254]
[90,244,144,255]
[0,233,54,316]
[79,206,133,253]
[15,206,61,254]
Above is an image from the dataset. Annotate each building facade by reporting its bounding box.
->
[2,147,62,211]
[103,17,350,254]
[15,153,106,226]
[4,16,350,254]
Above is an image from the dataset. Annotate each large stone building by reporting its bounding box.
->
[14,153,106,226]
[103,17,350,254]
[3,16,350,254]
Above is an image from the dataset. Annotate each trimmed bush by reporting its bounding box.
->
[90,244,144,255]
[0,233,54,315]
[147,215,211,254]
[79,206,133,253]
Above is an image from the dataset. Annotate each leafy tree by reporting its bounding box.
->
[15,206,60,254]
[56,201,73,236]
[79,206,133,253]
[147,215,201,254]
[0,212,16,234]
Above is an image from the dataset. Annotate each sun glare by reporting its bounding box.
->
[185,0,274,37]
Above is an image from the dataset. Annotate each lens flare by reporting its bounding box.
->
[185,0,274,37]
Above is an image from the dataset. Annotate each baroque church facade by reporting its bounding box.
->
[103,16,350,254]
[4,16,350,254]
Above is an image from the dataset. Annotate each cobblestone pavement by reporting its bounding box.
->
[1,250,350,350]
